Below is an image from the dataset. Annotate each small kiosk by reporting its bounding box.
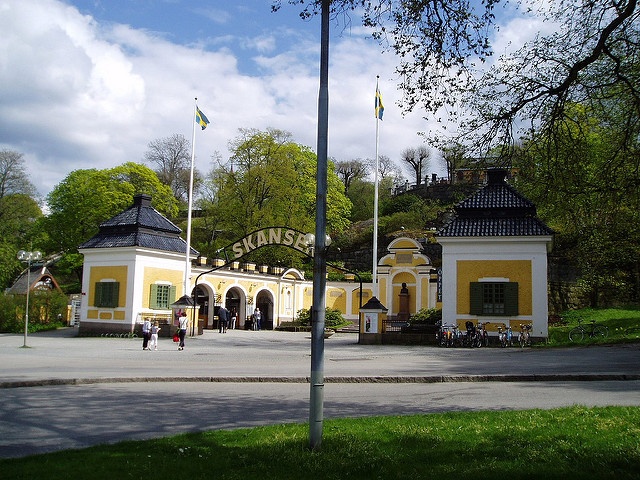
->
[170,295,201,336]
[359,296,388,344]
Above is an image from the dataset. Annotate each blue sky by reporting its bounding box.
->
[0,1,544,199]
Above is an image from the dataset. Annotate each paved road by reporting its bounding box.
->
[0,328,639,458]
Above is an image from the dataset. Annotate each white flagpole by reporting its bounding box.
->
[373,77,381,297]
[184,98,197,297]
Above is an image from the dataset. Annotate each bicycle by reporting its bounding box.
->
[568,319,608,342]
[477,322,489,347]
[436,322,453,347]
[497,324,512,347]
[464,321,478,348]
[518,324,532,347]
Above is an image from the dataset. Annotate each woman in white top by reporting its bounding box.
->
[178,312,189,350]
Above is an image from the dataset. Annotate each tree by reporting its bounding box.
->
[277,1,640,158]
[144,133,199,203]
[377,154,403,183]
[400,146,430,186]
[272,0,499,117]
[440,142,469,183]
[0,149,42,290]
[200,128,351,264]
[0,194,42,290]
[334,158,369,193]
[0,149,37,199]
[465,0,640,153]
[43,164,179,283]
[514,101,640,305]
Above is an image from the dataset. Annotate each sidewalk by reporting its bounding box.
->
[1,328,639,387]
[1,328,639,459]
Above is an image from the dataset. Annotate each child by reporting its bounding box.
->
[150,321,161,350]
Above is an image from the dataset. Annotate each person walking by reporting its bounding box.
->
[230,308,237,330]
[142,318,151,350]
[253,308,262,331]
[218,305,229,333]
[149,321,161,350]
[178,312,189,350]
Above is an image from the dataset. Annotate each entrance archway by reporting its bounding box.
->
[255,289,275,330]
[192,283,213,330]
[224,287,245,329]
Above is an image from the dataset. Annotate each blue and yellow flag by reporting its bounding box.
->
[375,85,384,120]
[195,107,210,130]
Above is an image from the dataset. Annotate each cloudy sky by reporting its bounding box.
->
[1,0,539,199]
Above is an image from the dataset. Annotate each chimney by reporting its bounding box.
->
[487,168,507,185]
[133,194,152,207]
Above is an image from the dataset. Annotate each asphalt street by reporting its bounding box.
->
[1,328,639,458]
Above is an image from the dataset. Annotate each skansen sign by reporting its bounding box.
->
[228,227,311,259]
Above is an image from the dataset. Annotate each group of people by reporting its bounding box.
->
[142,312,189,351]
[217,306,238,333]
[141,318,161,350]
[141,306,264,351]
[219,306,262,331]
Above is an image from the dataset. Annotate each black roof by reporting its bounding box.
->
[79,194,199,255]
[437,170,554,238]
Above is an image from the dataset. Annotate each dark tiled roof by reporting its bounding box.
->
[79,194,199,255]
[101,204,181,233]
[456,183,535,211]
[437,169,553,238]
[438,217,554,237]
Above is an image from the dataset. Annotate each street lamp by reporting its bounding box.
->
[17,249,42,348]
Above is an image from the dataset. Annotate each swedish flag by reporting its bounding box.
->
[375,86,384,120]
[195,107,210,130]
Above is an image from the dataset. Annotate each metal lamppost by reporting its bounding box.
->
[17,249,42,348]
[309,0,330,451]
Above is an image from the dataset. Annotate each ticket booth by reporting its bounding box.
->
[170,295,201,336]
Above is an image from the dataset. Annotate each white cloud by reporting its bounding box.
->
[2,0,495,200]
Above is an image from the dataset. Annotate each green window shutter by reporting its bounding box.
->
[504,282,519,316]
[94,283,103,307]
[469,282,482,315]
[95,282,119,308]
[150,284,159,309]
[169,285,177,305]
[110,282,120,307]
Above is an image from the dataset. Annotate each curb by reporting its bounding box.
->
[2,373,640,389]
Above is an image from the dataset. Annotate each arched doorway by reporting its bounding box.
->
[224,287,246,329]
[255,289,275,330]
[192,284,213,330]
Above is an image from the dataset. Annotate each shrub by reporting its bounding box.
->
[295,307,347,328]
[409,308,442,325]
[0,290,68,333]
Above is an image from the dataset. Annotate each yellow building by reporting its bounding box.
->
[78,195,437,336]
[437,170,554,341]
[79,173,552,343]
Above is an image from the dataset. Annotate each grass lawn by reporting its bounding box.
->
[546,306,640,346]
[1,406,639,479]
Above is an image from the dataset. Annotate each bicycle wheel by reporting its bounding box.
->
[591,325,608,339]
[568,327,583,342]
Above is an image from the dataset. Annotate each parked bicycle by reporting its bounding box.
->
[464,321,478,347]
[518,324,532,347]
[497,324,513,347]
[436,323,455,347]
[568,319,608,342]
[477,322,489,347]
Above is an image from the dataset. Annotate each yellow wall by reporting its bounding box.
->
[326,287,347,311]
[86,265,128,321]
[88,265,128,307]
[456,260,532,315]
[143,266,184,307]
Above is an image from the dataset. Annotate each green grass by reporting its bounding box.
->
[546,305,640,346]
[1,407,639,479]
